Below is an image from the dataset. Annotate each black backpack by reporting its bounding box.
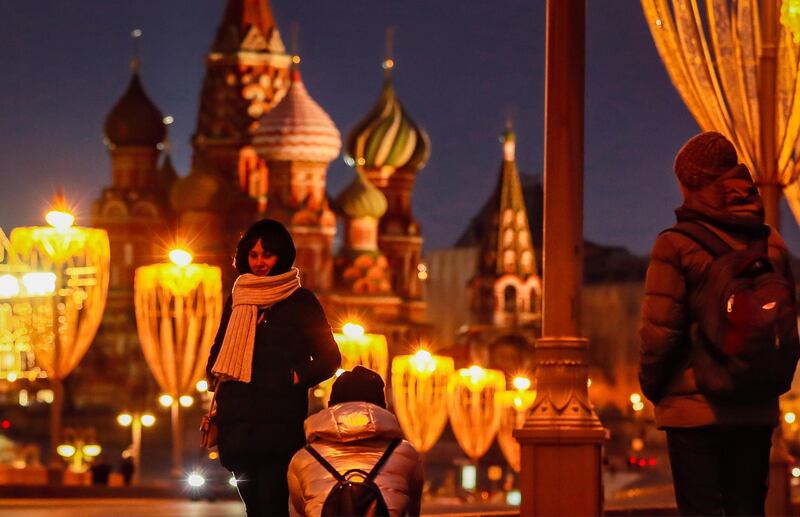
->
[665,222,799,401]
[305,438,401,517]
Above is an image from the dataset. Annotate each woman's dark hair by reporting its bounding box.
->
[234,219,296,276]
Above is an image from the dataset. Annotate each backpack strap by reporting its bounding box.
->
[364,438,402,483]
[662,222,732,258]
[305,444,346,483]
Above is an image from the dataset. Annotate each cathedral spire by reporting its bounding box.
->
[213,0,283,53]
[488,122,536,278]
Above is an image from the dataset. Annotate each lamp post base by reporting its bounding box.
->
[515,426,606,516]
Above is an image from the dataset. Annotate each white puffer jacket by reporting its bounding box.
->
[287,402,423,517]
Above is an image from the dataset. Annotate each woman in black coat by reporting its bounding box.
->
[206,219,341,517]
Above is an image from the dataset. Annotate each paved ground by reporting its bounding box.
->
[0,498,516,517]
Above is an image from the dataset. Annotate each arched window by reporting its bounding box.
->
[504,285,517,313]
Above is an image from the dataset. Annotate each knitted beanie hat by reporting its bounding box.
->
[329,365,387,409]
[674,131,738,191]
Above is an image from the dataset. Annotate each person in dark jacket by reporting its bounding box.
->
[206,218,341,517]
[639,131,798,515]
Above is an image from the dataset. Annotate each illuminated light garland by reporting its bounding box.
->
[642,0,800,225]
[447,366,505,464]
[391,351,454,453]
[496,383,536,473]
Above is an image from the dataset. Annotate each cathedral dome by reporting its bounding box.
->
[170,163,249,213]
[335,172,388,219]
[345,64,430,172]
[252,69,341,163]
[104,73,166,148]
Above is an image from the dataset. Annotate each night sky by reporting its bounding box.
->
[2,1,800,255]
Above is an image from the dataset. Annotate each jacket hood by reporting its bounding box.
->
[304,401,404,443]
[675,164,765,233]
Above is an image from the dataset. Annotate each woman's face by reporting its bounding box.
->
[248,240,279,276]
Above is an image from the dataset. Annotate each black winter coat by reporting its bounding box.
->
[206,287,341,469]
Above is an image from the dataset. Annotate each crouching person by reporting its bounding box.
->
[287,366,424,517]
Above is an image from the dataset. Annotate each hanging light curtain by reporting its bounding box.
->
[9,224,109,378]
[496,387,536,472]
[641,0,800,227]
[391,350,454,453]
[9,216,110,464]
[134,254,222,474]
[134,259,222,403]
[447,366,505,464]
[334,327,389,381]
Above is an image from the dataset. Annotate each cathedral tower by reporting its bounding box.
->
[193,0,291,187]
[344,59,430,303]
[470,124,540,327]
[252,64,341,291]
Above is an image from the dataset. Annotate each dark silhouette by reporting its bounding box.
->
[206,219,341,517]
[639,132,800,515]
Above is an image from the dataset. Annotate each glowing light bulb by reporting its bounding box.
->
[45,210,75,230]
[179,395,194,408]
[409,349,436,373]
[140,414,156,427]
[342,322,365,340]
[0,275,20,298]
[292,55,301,64]
[169,249,193,267]
[22,272,56,295]
[82,444,102,457]
[629,393,642,405]
[196,380,208,393]
[786,412,797,424]
[158,394,174,407]
[335,368,346,378]
[117,413,133,427]
[512,376,531,391]
[57,444,76,458]
[461,365,486,385]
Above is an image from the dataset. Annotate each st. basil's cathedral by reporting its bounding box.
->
[74,0,474,407]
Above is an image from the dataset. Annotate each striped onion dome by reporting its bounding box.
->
[345,65,430,172]
[252,69,341,163]
[335,172,388,219]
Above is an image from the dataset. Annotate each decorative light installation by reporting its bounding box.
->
[334,322,389,380]
[313,322,389,406]
[447,365,505,465]
[496,376,536,472]
[134,248,222,474]
[783,0,800,42]
[0,229,46,384]
[642,0,800,229]
[391,349,454,453]
[8,200,109,464]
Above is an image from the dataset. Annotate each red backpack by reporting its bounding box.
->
[665,222,799,401]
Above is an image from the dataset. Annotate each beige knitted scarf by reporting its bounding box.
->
[211,268,301,383]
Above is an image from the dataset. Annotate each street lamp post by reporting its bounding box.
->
[116,412,155,485]
[514,1,606,515]
[134,249,222,476]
